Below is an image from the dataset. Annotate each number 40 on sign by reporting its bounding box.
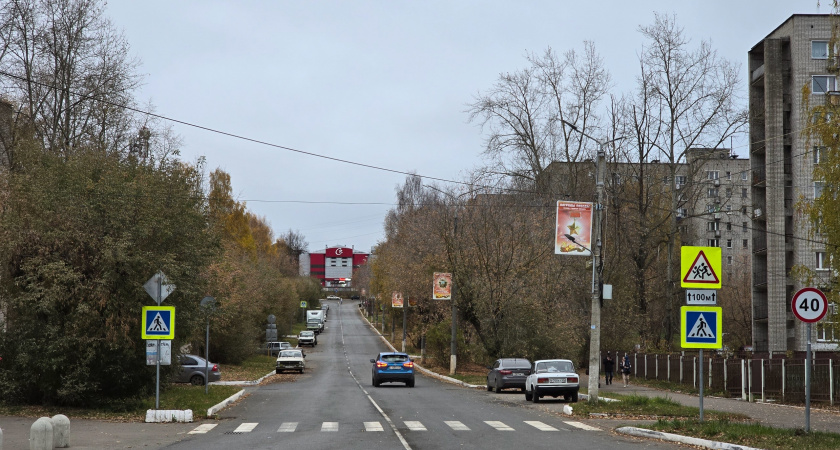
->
[791,288,828,323]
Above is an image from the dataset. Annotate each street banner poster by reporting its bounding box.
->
[392,291,404,308]
[408,297,418,307]
[433,272,452,300]
[555,201,593,256]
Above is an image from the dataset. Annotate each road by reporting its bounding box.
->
[167,300,677,449]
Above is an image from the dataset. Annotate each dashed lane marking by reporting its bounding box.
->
[485,421,514,431]
[188,424,217,434]
[277,422,298,432]
[364,421,384,431]
[445,421,470,431]
[404,421,427,431]
[233,423,258,433]
[524,421,558,431]
[564,421,600,431]
[322,421,339,432]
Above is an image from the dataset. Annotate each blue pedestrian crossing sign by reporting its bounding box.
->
[142,306,175,340]
[680,306,722,349]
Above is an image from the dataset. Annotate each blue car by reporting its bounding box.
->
[370,352,415,387]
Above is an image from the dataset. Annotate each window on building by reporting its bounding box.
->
[742,222,748,232]
[812,75,836,94]
[675,175,686,187]
[742,206,748,215]
[726,188,732,198]
[741,171,748,181]
[817,303,837,342]
[708,188,718,197]
[677,207,688,218]
[815,181,825,198]
[726,171,732,180]
[726,239,732,248]
[742,239,749,249]
[742,188,748,198]
[726,222,732,231]
[726,205,732,212]
[707,239,720,247]
[817,252,830,271]
[707,171,719,180]
[814,146,827,164]
[813,40,830,59]
[727,255,733,265]
[708,221,720,231]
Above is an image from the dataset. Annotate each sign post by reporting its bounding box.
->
[680,306,722,421]
[791,287,828,432]
[143,271,175,410]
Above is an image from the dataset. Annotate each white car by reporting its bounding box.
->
[524,359,579,403]
[276,349,306,374]
[298,330,317,347]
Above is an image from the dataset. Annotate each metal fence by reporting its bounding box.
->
[601,351,838,405]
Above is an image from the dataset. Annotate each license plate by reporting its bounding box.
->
[513,373,524,377]
[389,366,401,370]
[550,378,566,384]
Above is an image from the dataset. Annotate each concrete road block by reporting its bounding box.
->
[29,417,53,450]
[50,414,70,448]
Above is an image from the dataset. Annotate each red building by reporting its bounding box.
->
[299,246,369,288]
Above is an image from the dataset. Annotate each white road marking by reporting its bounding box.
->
[321,421,339,432]
[233,423,258,433]
[524,421,559,431]
[564,421,600,431]
[484,420,514,431]
[277,422,298,432]
[188,424,217,434]
[445,420,470,431]
[404,421,427,431]
[364,421,384,431]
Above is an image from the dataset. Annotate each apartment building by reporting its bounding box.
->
[749,14,838,352]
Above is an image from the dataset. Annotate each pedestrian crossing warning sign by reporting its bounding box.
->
[680,306,722,349]
[680,246,721,289]
[142,306,175,340]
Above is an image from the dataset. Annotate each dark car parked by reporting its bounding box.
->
[175,354,221,385]
[486,358,531,393]
[371,352,415,387]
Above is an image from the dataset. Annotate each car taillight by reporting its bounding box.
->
[499,370,512,375]
[212,364,219,372]
[376,361,388,368]
[403,361,414,368]
[537,377,548,384]
[568,377,578,383]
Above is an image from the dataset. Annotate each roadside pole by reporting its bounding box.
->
[402,302,407,352]
[790,287,828,433]
[806,322,811,432]
[699,348,704,421]
[155,277,161,410]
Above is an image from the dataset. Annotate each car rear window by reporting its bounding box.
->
[501,359,531,369]
[382,354,409,363]
[536,361,574,373]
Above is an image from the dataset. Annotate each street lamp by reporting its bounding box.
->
[200,296,217,395]
[561,120,624,403]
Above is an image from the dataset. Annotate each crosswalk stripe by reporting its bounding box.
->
[277,422,298,432]
[189,424,217,434]
[233,423,258,433]
[321,421,339,432]
[484,420,514,431]
[404,421,427,431]
[564,421,600,431]
[364,421,384,432]
[445,420,470,431]
[524,421,558,431]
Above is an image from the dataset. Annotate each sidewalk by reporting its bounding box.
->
[583,374,840,433]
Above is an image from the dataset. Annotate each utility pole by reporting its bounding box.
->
[587,147,605,403]
[451,215,459,375]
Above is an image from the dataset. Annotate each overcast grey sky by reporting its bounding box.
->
[107,1,814,254]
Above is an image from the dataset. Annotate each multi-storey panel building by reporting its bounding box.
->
[749,14,838,352]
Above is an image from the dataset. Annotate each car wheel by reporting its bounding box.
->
[276,369,282,375]
[564,394,570,402]
[524,389,533,401]
[486,379,493,392]
[494,381,502,393]
[300,368,304,374]
[532,390,540,403]
[407,379,415,388]
[190,375,204,386]
[572,392,579,403]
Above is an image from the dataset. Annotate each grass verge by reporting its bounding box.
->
[648,418,840,450]
[223,354,275,381]
[0,385,242,421]
[573,394,748,421]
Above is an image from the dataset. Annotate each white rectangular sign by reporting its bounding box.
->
[686,289,717,305]
[146,340,172,365]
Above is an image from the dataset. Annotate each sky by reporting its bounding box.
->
[106,1,817,254]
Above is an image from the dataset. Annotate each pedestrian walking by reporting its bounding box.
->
[620,355,632,387]
[602,352,615,385]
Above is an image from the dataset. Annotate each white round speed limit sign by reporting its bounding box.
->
[791,287,828,323]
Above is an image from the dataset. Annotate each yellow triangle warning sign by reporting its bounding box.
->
[683,250,719,284]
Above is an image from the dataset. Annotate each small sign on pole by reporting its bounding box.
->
[433,273,452,300]
[791,287,828,433]
[392,292,404,308]
[686,289,717,305]
[146,340,171,365]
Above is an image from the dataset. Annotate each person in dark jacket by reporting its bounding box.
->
[620,355,632,387]
[602,352,615,385]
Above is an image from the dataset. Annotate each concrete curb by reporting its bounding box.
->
[616,426,762,450]
[358,310,485,390]
[210,370,275,386]
[145,409,193,423]
[206,389,246,418]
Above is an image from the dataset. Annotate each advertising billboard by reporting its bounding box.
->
[555,201,593,256]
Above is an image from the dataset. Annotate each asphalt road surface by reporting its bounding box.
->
[166,300,677,450]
